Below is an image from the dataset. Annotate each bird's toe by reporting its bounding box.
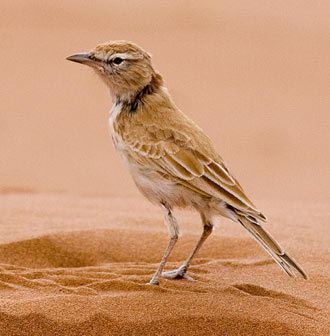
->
[161,265,193,281]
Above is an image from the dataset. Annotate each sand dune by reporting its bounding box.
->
[0,193,328,335]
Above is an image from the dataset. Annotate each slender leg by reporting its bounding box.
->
[148,204,179,285]
[161,212,213,280]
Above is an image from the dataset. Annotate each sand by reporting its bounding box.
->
[1,1,329,335]
[0,193,329,335]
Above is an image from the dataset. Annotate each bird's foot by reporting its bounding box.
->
[147,278,159,286]
[161,265,193,281]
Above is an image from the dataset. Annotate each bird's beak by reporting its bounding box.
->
[66,52,94,66]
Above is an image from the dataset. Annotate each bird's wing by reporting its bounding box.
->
[117,120,265,220]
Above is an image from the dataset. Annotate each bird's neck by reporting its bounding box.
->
[114,73,164,112]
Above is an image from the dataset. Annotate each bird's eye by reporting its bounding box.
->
[113,57,124,65]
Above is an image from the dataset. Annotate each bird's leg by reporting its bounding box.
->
[148,204,179,285]
[161,212,213,280]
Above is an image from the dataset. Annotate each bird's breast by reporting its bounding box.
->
[109,102,125,149]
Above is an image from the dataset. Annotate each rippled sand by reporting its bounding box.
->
[0,193,328,335]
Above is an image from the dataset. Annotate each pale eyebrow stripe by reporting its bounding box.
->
[110,52,142,60]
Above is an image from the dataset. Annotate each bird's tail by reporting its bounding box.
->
[237,215,307,279]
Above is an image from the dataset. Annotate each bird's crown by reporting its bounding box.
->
[92,41,151,64]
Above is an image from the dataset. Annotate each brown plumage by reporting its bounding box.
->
[67,41,307,285]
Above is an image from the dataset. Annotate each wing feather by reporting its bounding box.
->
[123,125,264,218]
[170,150,204,177]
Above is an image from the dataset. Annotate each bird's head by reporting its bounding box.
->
[67,41,157,100]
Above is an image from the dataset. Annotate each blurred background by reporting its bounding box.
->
[1,0,329,202]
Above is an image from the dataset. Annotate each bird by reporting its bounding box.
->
[67,41,307,285]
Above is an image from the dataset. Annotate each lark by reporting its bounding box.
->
[67,41,307,285]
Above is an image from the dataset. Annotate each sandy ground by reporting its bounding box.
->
[1,1,330,335]
[0,193,329,335]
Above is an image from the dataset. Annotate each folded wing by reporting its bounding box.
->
[121,124,266,221]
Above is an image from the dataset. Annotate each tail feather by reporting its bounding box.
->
[237,216,307,280]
